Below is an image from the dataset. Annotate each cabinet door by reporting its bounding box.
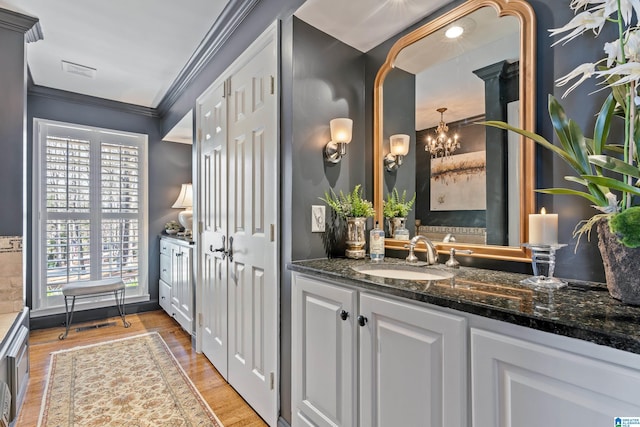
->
[471,328,640,427]
[159,279,171,313]
[359,293,467,427]
[292,275,357,427]
[172,247,193,333]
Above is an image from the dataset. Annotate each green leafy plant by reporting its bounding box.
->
[483,0,640,248]
[383,188,416,218]
[320,184,375,219]
[165,220,181,231]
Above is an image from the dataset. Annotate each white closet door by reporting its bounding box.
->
[199,80,229,376]
[227,36,278,424]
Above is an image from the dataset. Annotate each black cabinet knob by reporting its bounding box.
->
[339,310,349,321]
[357,315,368,327]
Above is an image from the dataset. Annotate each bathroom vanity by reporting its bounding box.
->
[289,258,640,427]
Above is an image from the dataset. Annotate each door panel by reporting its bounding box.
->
[359,293,467,427]
[471,328,640,427]
[199,80,228,375]
[292,275,357,427]
[227,37,278,424]
[197,28,278,425]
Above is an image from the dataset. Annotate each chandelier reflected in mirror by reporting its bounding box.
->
[425,107,460,158]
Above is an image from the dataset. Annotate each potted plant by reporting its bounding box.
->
[164,220,182,235]
[320,184,375,259]
[484,0,640,304]
[383,188,416,238]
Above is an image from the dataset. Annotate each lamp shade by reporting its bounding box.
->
[330,118,353,144]
[390,134,410,156]
[172,183,193,209]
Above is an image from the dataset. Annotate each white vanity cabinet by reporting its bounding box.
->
[159,236,194,334]
[471,323,640,427]
[291,273,467,427]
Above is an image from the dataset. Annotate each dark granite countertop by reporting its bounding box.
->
[288,257,640,355]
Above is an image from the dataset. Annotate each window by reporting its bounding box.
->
[33,119,148,313]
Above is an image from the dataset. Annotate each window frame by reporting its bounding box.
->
[32,118,149,315]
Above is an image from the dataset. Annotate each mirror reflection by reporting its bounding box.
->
[374,0,536,261]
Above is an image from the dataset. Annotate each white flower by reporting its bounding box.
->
[597,62,640,86]
[599,0,640,25]
[556,63,596,98]
[604,39,623,67]
[549,10,607,46]
[624,29,640,61]
[569,0,605,10]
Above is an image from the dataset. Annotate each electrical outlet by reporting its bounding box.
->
[311,205,325,232]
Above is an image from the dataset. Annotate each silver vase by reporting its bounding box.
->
[386,217,406,238]
[345,217,367,259]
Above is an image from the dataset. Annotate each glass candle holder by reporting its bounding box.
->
[521,243,567,289]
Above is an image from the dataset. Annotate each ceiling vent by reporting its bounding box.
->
[61,60,96,79]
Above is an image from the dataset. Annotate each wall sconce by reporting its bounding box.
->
[384,134,410,171]
[324,118,353,163]
[172,183,193,236]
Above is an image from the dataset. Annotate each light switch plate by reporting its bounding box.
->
[311,205,325,232]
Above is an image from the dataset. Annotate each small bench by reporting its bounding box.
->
[58,278,131,340]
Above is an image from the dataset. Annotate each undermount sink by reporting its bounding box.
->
[351,263,453,281]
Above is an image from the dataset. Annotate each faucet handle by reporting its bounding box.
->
[445,248,473,268]
[405,243,419,263]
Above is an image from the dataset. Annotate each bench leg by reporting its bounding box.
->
[114,289,131,328]
[58,295,76,340]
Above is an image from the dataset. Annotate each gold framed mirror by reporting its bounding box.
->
[373,0,536,262]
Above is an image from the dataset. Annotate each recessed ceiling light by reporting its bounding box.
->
[61,60,96,79]
[445,25,464,39]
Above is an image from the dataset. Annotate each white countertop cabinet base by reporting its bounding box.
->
[159,236,193,334]
[471,327,640,427]
[292,273,467,427]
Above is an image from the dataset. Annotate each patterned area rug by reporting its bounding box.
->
[38,332,223,427]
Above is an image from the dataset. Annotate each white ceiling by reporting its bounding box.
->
[0,0,229,108]
[294,0,452,53]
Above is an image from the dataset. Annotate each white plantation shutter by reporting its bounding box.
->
[34,119,148,312]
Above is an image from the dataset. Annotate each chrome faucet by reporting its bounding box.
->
[405,235,439,265]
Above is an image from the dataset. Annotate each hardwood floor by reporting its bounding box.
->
[16,310,268,427]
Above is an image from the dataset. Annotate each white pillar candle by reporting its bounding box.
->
[528,207,558,245]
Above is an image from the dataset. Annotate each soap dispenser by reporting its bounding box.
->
[370,221,385,262]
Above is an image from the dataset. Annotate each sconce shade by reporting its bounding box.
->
[172,183,193,209]
[330,118,353,144]
[389,134,410,156]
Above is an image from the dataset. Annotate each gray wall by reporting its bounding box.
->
[278,16,367,422]
[26,89,191,327]
[0,20,29,236]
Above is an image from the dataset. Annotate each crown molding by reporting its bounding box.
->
[156,0,260,116]
[29,84,159,118]
[0,7,39,35]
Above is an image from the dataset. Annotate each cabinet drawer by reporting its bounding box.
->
[160,253,171,282]
[160,239,171,255]
[159,280,171,312]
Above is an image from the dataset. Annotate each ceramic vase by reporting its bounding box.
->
[596,218,640,305]
[345,217,367,259]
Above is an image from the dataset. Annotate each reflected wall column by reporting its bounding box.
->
[473,60,519,245]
